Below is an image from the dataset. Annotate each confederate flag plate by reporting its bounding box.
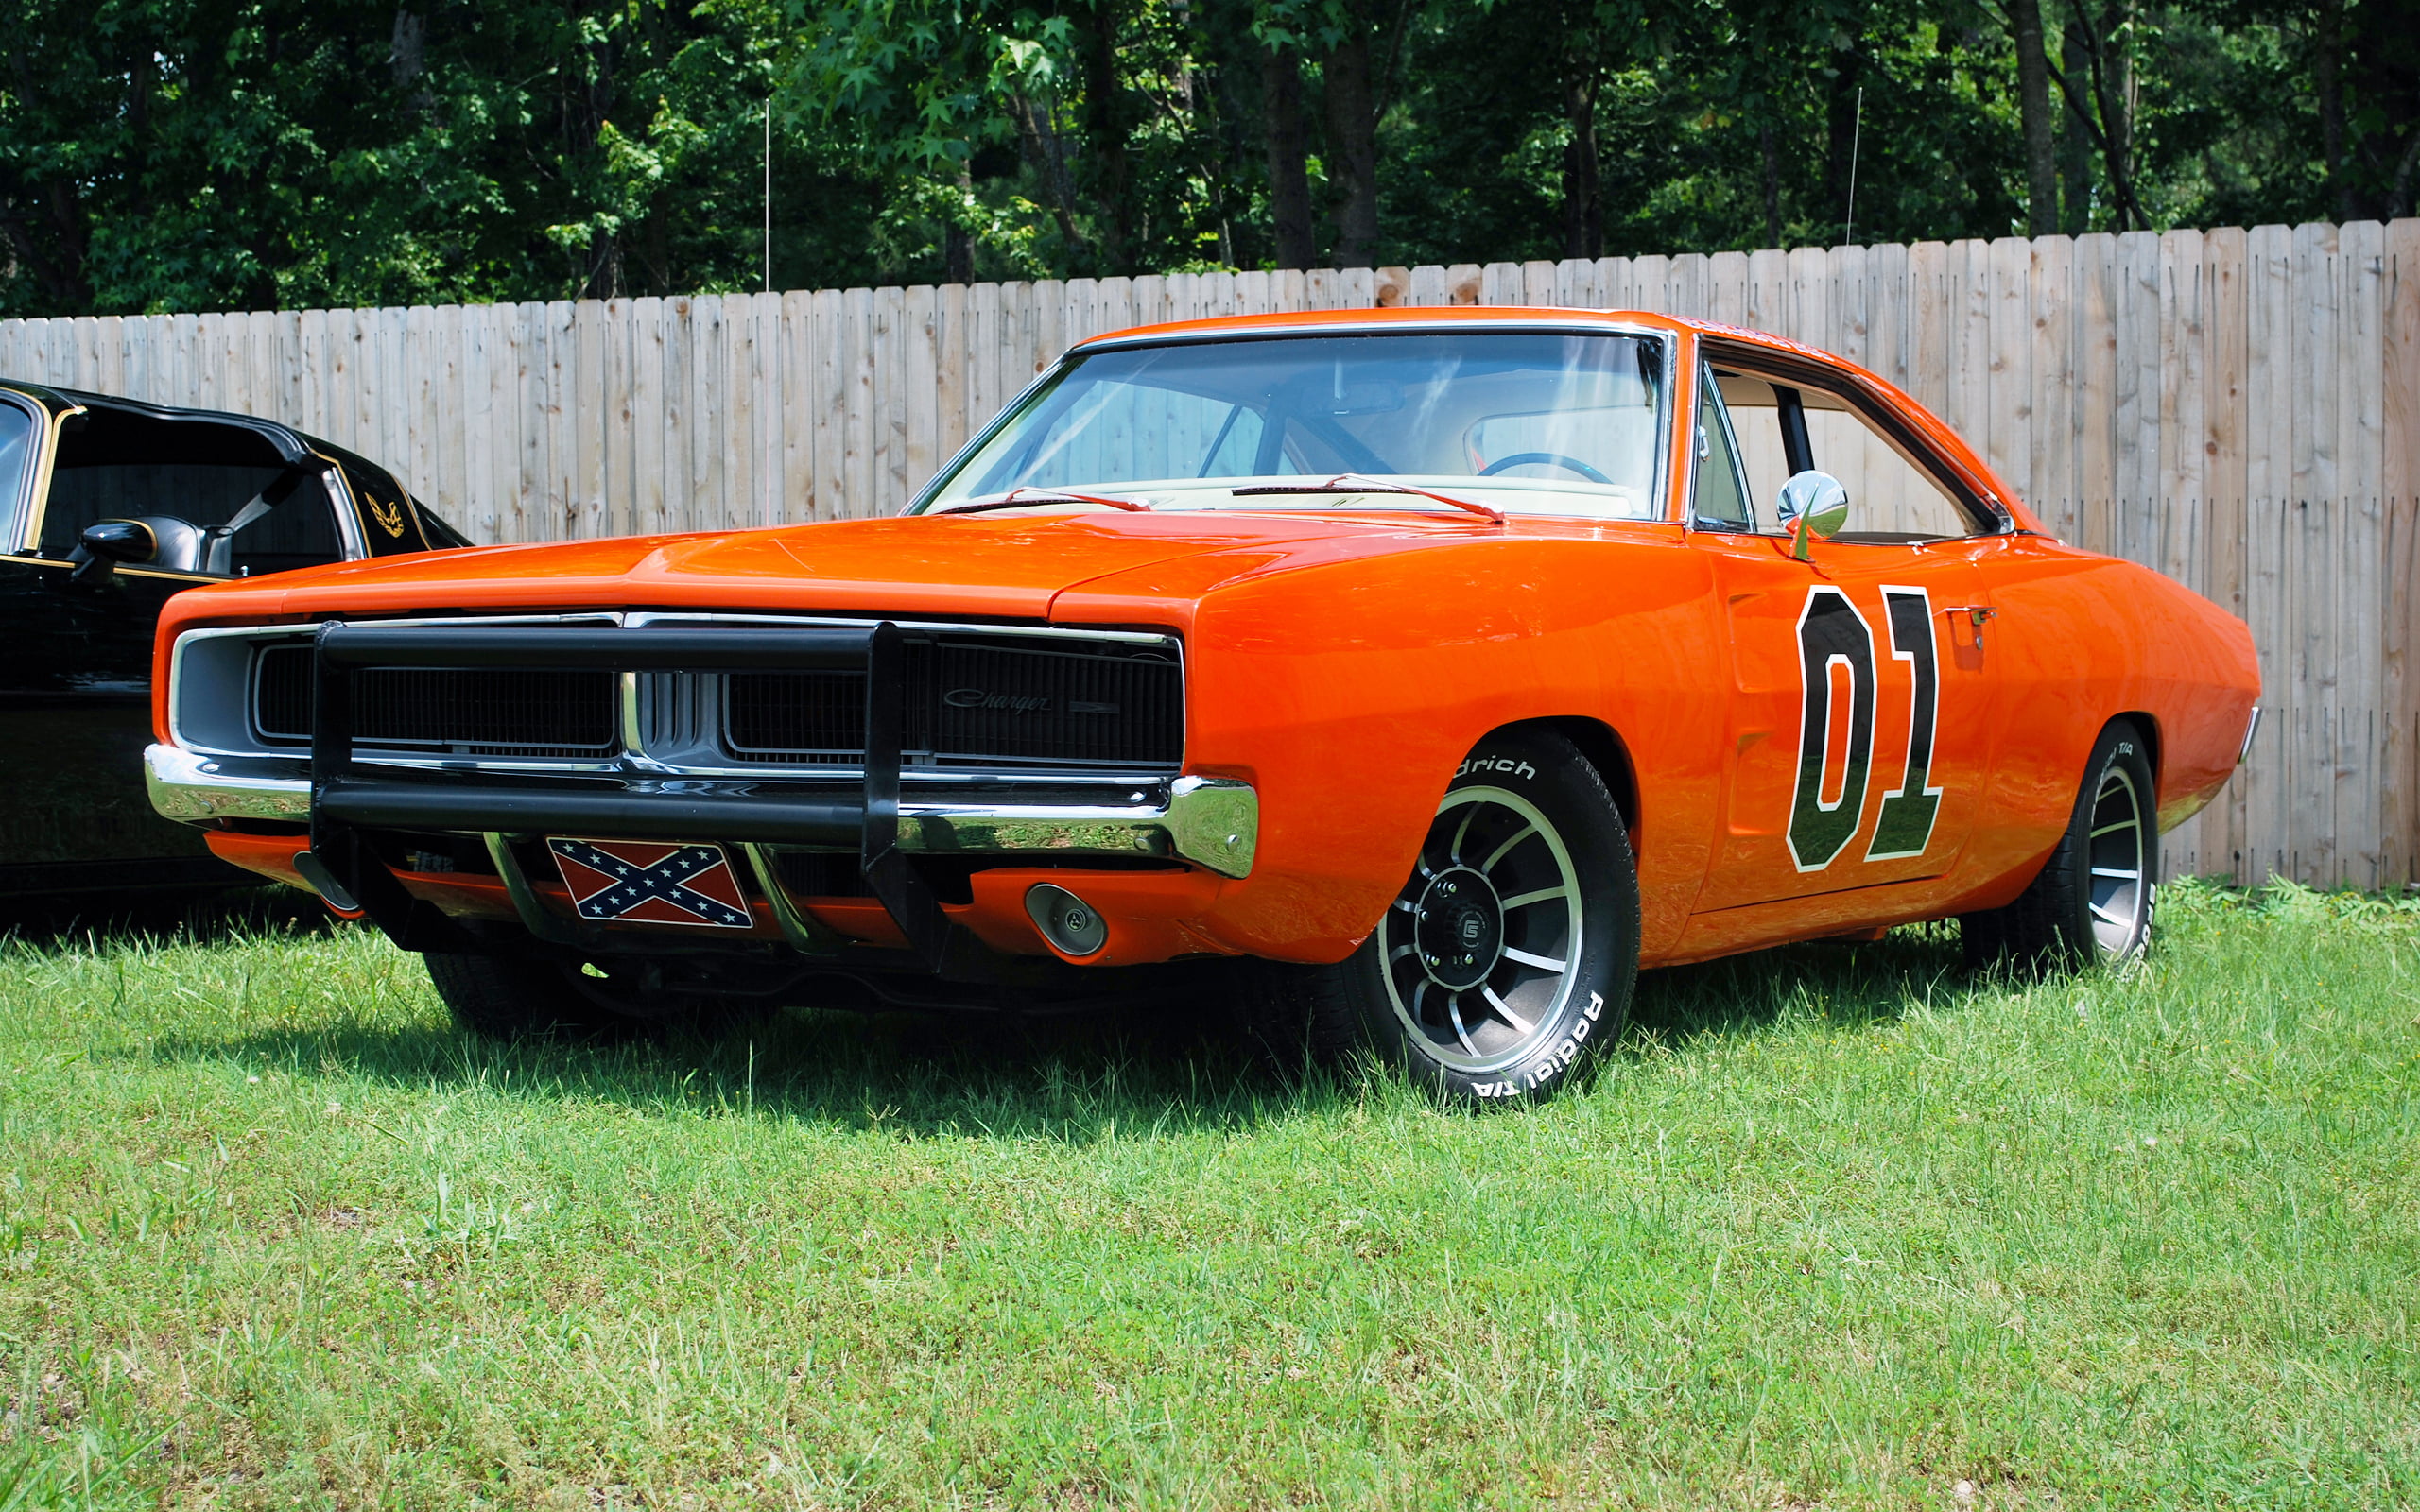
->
[546,838,754,929]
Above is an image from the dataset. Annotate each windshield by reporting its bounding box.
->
[919,330,1668,519]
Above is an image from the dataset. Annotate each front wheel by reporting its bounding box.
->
[1253,730,1640,1105]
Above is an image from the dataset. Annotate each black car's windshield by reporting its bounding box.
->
[919,330,1667,519]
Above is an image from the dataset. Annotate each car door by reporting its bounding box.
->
[1683,355,2006,938]
[0,391,350,885]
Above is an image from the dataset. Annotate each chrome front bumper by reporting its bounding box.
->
[145,744,1258,878]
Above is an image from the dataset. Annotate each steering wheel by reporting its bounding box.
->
[1478,451,1614,485]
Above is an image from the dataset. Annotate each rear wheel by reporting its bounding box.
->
[1962,719,2158,971]
[1253,730,1639,1105]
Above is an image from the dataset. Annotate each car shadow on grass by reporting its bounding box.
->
[1627,923,1972,1046]
[116,918,1983,1140]
[0,884,334,953]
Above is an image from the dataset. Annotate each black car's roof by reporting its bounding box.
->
[0,379,322,469]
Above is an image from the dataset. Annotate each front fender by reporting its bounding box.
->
[1165,534,1727,962]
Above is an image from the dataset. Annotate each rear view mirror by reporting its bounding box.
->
[1777,471,1849,560]
[70,519,159,583]
[1324,380,1404,416]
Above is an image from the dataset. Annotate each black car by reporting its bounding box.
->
[0,381,470,898]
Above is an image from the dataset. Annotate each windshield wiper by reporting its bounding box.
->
[1230,472,1504,525]
[931,487,1152,517]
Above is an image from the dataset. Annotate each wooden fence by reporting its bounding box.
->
[5,220,2416,890]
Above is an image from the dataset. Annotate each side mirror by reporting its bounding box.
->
[1777,470,1849,561]
[69,519,159,583]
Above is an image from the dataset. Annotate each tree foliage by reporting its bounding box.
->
[1,0,2411,318]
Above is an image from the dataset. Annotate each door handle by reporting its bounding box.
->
[1943,605,1996,647]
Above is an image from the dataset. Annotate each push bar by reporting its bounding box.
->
[304,617,1001,978]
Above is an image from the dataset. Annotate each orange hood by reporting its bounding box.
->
[157,508,1515,631]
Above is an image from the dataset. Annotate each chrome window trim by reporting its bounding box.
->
[0,389,46,552]
[0,387,76,556]
[908,319,1679,524]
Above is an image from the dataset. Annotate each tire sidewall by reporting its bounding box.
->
[2066,721,2160,963]
[1342,731,1639,1103]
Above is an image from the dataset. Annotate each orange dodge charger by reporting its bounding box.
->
[146,309,2258,1103]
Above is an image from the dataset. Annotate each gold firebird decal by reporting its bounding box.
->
[367,493,406,539]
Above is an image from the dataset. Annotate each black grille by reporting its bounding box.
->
[725,636,1183,769]
[723,671,866,761]
[251,643,618,758]
[249,628,1182,771]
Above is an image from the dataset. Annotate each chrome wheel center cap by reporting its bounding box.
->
[1413,866,1503,991]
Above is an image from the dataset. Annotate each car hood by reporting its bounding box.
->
[164,508,1527,627]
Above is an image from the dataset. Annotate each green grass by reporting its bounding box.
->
[1,882,2414,1510]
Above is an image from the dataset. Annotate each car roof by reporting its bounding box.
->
[0,379,323,469]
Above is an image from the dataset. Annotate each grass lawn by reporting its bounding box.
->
[2,882,2414,1509]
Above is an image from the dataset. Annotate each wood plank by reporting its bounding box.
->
[1986,236,2031,499]
[2292,221,2342,883]
[2151,230,2209,876]
[1665,253,1707,320]
[1596,256,1634,311]
[1863,243,1910,394]
[574,300,610,539]
[964,281,1000,445]
[843,285,876,520]
[460,301,499,542]
[2384,218,2420,885]
[2242,225,2292,881]
[2071,234,2118,558]
[903,284,940,506]
[777,289,812,524]
[811,288,844,522]
[1950,238,1994,469]
[2156,230,2206,593]
[720,294,756,532]
[2027,236,2075,539]
[935,280,968,472]
[118,315,153,412]
[2340,219,2387,885]
[873,284,907,514]
[2202,227,2251,876]
[631,296,666,538]
[425,304,466,541]
[1907,240,1952,421]
[1826,243,1869,369]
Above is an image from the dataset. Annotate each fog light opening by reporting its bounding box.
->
[1024,884,1109,958]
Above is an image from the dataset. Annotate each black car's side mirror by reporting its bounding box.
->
[69,519,159,583]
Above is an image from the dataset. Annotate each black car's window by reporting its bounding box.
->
[330,450,469,553]
[1710,368,1990,541]
[0,399,35,549]
[39,407,340,576]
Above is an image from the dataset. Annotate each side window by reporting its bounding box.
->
[0,398,36,549]
[40,414,342,576]
[1710,368,1987,541]
[1691,366,1752,530]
